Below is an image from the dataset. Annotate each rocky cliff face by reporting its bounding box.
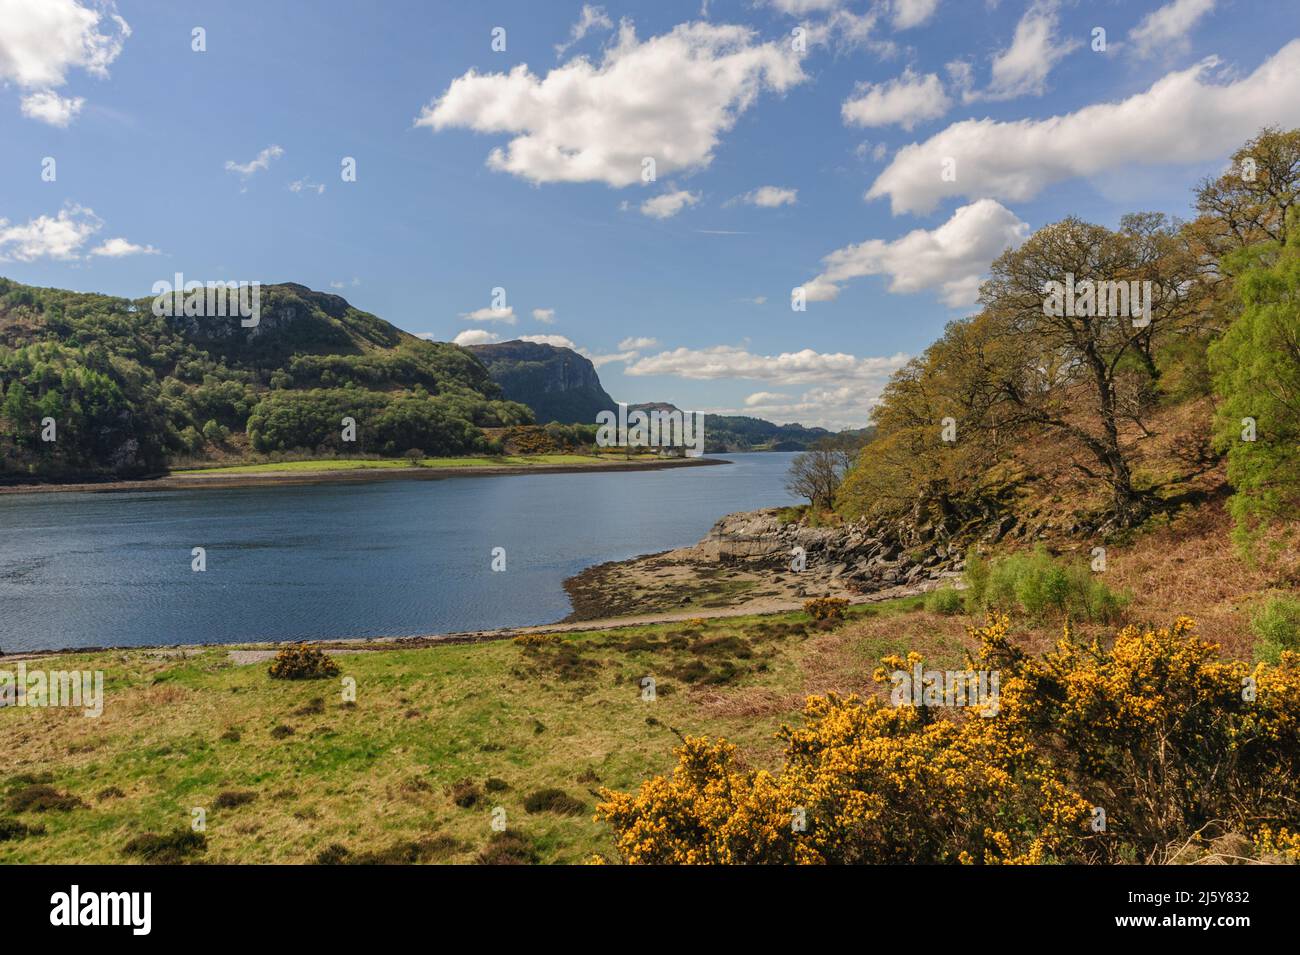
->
[688,507,966,592]
[467,340,616,425]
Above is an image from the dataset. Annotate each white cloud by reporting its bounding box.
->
[417,21,806,187]
[891,0,941,30]
[868,40,1300,215]
[589,350,640,367]
[90,237,159,257]
[802,198,1029,306]
[19,89,83,126]
[555,4,613,57]
[225,145,284,179]
[1129,0,1215,59]
[330,278,361,290]
[453,329,501,345]
[841,68,950,130]
[735,185,798,207]
[0,0,130,126]
[619,336,658,350]
[641,190,700,219]
[972,0,1078,102]
[721,382,888,430]
[532,307,556,324]
[519,334,577,348]
[0,203,101,261]
[289,177,325,195]
[459,306,517,324]
[626,344,909,386]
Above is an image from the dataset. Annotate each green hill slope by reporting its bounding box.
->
[0,279,532,480]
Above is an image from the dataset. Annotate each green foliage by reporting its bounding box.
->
[923,586,964,616]
[963,548,1127,623]
[1209,214,1300,552]
[1252,596,1300,664]
[0,279,532,479]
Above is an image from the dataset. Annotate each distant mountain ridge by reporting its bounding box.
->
[468,339,853,451]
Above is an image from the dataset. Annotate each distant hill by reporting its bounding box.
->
[629,403,836,453]
[0,279,531,480]
[466,340,617,424]
[466,339,859,450]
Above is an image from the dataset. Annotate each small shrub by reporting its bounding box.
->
[348,834,462,864]
[315,843,350,865]
[213,790,257,809]
[484,777,510,793]
[803,596,849,622]
[97,786,125,801]
[270,724,295,739]
[523,788,586,816]
[476,830,539,865]
[7,785,82,813]
[219,728,241,742]
[963,548,1126,623]
[122,828,207,863]
[268,645,340,680]
[0,817,46,841]
[924,586,964,616]
[1253,596,1300,663]
[292,697,325,716]
[447,779,481,808]
[513,633,562,647]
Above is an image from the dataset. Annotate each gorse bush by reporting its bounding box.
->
[1253,595,1300,664]
[802,597,849,622]
[962,548,1126,623]
[267,645,340,680]
[597,616,1300,864]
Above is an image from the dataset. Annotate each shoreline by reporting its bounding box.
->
[0,454,725,495]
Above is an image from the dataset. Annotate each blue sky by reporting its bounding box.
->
[2,0,1299,428]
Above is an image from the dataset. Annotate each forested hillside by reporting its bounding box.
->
[0,281,531,480]
[832,127,1300,555]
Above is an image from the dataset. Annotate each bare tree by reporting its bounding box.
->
[786,436,858,509]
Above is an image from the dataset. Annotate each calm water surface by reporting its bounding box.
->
[0,453,799,651]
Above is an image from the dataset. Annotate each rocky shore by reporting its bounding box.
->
[563,506,966,621]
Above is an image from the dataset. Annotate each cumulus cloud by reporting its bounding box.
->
[532,307,556,324]
[841,68,950,130]
[416,21,806,186]
[641,190,700,219]
[721,382,889,430]
[626,344,909,386]
[555,4,613,57]
[867,40,1300,215]
[0,203,100,261]
[734,185,798,207]
[459,306,517,324]
[1129,0,1216,59]
[0,0,130,125]
[225,145,284,179]
[890,0,941,30]
[619,336,659,350]
[452,329,501,346]
[19,89,84,127]
[519,334,577,348]
[90,237,159,257]
[970,0,1078,102]
[802,198,1030,306]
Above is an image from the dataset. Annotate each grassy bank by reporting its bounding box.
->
[175,453,664,476]
[1,600,947,865]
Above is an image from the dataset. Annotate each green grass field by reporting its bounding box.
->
[0,599,944,865]
[174,453,664,476]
